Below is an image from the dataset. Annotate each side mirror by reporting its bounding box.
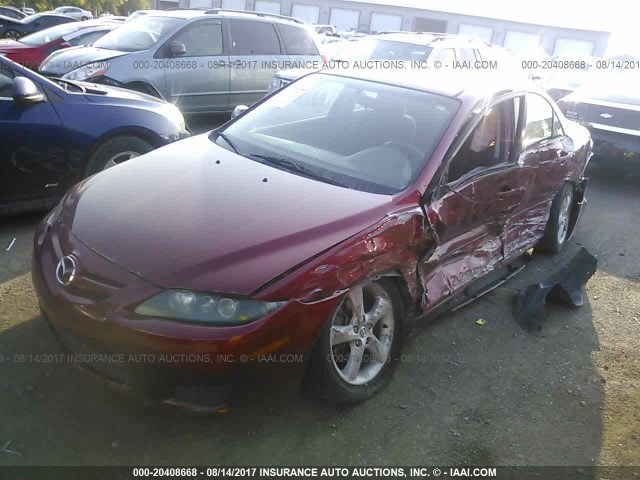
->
[168,41,186,56]
[12,77,44,105]
[231,104,249,119]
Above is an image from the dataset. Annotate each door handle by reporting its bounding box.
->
[499,185,512,193]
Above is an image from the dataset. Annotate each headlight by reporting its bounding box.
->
[134,290,286,325]
[62,63,107,81]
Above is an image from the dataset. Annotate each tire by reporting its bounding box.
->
[6,29,21,40]
[538,182,574,254]
[81,16,88,20]
[85,136,153,177]
[305,278,404,404]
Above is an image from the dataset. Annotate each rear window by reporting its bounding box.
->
[227,19,281,55]
[278,23,319,55]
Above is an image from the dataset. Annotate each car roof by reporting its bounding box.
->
[143,8,305,25]
[369,31,492,48]
[317,68,538,100]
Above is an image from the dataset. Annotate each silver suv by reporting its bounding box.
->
[39,9,321,114]
[269,31,509,92]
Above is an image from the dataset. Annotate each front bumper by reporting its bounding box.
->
[31,216,339,411]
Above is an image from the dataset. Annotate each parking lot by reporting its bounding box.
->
[0,136,638,466]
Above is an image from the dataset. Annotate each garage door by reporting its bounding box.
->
[189,0,212,8]
[254,0,280,14]
[221,0,246,10]
[553,38,594,57]
[291,3,319,24]
[369,13,402,33]
[503,31,541,53]
[329,8,359,32]
[458,23,493,43]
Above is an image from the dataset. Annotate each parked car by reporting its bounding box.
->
[0,12,77,39]
[53,6,93,21]
[38,9,321,113]
[127,9,157,21]
[0,5,26,20]
[269,31,510,92]
[312,24,337,36]
[558,73,640,168]
[0,20,119,69]
[20,7,35,15]
[32,68,591,409]
[0,56,189,215]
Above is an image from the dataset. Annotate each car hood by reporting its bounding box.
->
[276,67,317,81]
[74,81,168,106]
[0,39,30,51]
[66,135,392,296]
[39,46,126,75]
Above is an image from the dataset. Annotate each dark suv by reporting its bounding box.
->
[39,9,321,114]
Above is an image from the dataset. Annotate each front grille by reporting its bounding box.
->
[62,266,128,304]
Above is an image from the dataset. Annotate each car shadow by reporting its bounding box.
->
[0,242,604,467]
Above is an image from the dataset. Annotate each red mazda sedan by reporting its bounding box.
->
[32,69,592,410]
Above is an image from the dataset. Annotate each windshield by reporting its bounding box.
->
[20,22,85,46]
[216,74,459,195]
[335,38,432,61]
[93,15,182,52]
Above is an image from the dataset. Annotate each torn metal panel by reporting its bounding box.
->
[261,207,429,309]
[514,247,598,331]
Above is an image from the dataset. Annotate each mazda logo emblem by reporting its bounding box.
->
[600,113,613,119]
[56,255,77,286]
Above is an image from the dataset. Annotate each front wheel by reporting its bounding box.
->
[538,182,574,254]
[85,136,153,177]
[306,279,404,404]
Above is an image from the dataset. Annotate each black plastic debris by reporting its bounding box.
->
[514,247,598,331]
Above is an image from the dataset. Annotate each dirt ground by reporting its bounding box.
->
[0,150,638,468]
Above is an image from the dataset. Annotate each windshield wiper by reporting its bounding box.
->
[248,154,346,187]
[212,130,241,155]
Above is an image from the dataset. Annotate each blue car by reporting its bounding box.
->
[0,55,189,215]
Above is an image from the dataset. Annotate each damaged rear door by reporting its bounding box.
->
[419,94,535,310]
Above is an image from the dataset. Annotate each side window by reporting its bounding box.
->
[0,67,15,99]
[277,24,318,55]
[446,99,515,183]
[67,30,108,46]
[458,48,475,63]
[432,48,456,64]
[522,94,554,149]
[228,20,281,55]
[171,22,223,56]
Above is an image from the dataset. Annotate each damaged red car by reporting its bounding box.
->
[32,69,592,410]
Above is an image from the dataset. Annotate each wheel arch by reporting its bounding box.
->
[81,127,163,177]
